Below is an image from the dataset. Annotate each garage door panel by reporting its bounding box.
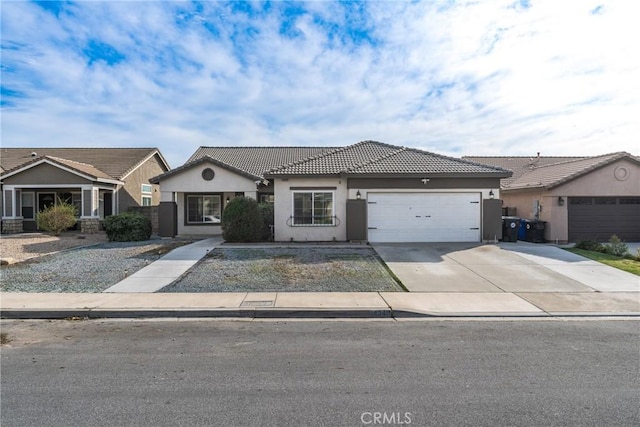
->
[367,192,481,243]
[568,197,640,241]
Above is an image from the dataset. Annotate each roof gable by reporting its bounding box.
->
[0,148,168,180]
[504,152,639,190]
[150,156,263,184]
[0,156,122,184]
[188,146,338,178]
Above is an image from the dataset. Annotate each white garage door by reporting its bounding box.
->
[367,192,481,243]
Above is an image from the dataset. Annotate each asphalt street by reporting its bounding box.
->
[1,319,638,427]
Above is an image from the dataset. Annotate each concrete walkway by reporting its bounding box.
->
[1,240,638,319]
[103,237,222,293]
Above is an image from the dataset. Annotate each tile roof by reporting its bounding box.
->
[503,152,639,190]
[0,147,167,180]
[266,141,512,177]
[463,155,586,187]
[188,146,338,179]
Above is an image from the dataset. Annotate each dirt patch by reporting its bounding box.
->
[160,247,404,293]
[0,232,108,263]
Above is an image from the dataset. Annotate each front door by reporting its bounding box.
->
[38,193,56,212]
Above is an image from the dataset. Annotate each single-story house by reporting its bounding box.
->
[151,141,511,243]
[464,153,640,242]
[0,148,170,234]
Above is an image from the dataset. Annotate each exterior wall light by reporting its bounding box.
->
[558,197,565,206]
[226,197,230,204]
[356,190,361,200]
[489,190,495,199]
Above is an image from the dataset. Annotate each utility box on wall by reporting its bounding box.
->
[346,199,367,241]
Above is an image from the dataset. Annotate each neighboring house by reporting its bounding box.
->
[0,148,170,234]
[151,141,511,242]
[464,153,640,242]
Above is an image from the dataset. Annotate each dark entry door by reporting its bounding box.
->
[104,192,113,217]
[38,193,56,212]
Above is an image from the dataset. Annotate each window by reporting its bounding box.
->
[187,194,222,224]
[21,192,34,219]
[293,191,334,226]
[260,194,275,204]
[141,184,153,206]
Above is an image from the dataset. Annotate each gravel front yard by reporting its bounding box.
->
[0,240,191,293]
[159,247,405,293]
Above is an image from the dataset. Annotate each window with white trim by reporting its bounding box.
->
[187,194,222,224]
[292,191,334,226]
[141,184,153,206]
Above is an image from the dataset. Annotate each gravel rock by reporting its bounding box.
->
[160,247,404,293]
[0,240,186,293]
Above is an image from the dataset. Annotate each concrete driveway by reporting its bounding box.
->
[373,242,640,293]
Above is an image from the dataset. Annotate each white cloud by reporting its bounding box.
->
[2,0,639,168]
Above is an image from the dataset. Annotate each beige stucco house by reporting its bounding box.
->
[151,141,511,243]
[0,148,170,233]
[465,153,640,243]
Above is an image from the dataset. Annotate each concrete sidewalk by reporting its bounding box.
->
[1,290,638,319]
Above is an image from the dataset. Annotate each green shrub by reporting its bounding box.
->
[604,234,629,257]
[574,240,605,252]
[36,197,77,235]
[257,203,274,241]
[222,197,262,242]
[102,212,152,242]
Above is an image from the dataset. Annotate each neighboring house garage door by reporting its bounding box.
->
[568,197,640,242]
[367,192,481,243]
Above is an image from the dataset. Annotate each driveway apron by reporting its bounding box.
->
[372,243,597,293]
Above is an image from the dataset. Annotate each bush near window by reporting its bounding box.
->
[36,197,77,236]
[257,202,274,241]
[222,197,262,242]
[102,212,152,242]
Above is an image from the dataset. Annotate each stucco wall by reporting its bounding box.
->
[119,153,168,212]
[3,163,90,185]
[274,177,348,242]
[157,163,259,236]
[552,159,639,196]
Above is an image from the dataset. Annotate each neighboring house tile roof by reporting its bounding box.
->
[0,147,168,180]
[503,152,639,190]
[187,146,338,179]
[266,141,512,177]
[463,155,587,187]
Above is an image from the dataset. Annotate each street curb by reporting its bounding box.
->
[2,308,639,320]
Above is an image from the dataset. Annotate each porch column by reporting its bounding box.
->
[79,186,101,234]
[1,186,23,234]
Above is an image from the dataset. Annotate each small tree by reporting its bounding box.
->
[222,197,262,242]
[36,196,77,235]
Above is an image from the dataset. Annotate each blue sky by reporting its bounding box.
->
[2,0,639,167]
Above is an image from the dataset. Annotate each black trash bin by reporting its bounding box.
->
[522,219,546,243]
[501,216,521,242]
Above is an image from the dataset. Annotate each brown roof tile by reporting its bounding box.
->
[504,152,638,190]
[267,141,511,177]
[0,147,167,180]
